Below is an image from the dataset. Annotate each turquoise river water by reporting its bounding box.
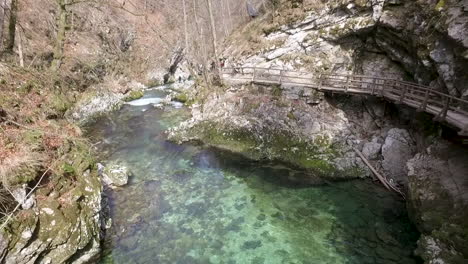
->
[86,89,422,264]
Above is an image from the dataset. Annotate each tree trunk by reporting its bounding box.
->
[5,0,17,53]
[0,0,6,51]
[16,26,23,67]
[225,0,232,31]
[205,0,219,77]
[182,0,188,51]
[192,0,211,89]
[220,0,228,37]
[51,0,68,71]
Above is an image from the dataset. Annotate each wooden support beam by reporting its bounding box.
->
[434,97,450,121]
[418,88,430,112]
[399,84,407,103]
[371,78,376,95]
[345,76,350,93]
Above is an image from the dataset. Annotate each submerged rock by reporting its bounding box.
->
[99,162,131,187]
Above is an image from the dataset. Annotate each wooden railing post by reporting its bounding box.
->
[419,88,430,112]
[435,97,450,121]
[380,80,385,97]
[318,75,323,90]
[345,75,350,93]
[399,83,407,103]
[279,70,283,84]
[371,78,376,95]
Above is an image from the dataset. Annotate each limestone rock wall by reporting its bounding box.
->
[223,0,468,97]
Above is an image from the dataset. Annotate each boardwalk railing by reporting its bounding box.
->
[221,66,468,136]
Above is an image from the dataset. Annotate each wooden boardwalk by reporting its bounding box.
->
[221,67,468,136]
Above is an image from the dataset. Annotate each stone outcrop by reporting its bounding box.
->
[210,1,468,263]
[224,0,468,98]
[407,141,468,264]
[169,84,371,180]
[0,140,104,264]
[0,169,103,264]
[381,128,416,186]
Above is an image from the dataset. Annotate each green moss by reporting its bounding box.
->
[271,85,282,97]
[287,111,296,120]
[50,92,73,116]
[243,101,261,113]
[173,93,188,103]
[435,0,445,10]
[146,79,162,87]
[61,163,76,176]
[22,130,44,146]
[18,80,41,94]
[124,90,144,102]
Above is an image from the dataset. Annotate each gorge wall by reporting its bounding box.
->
[170,0,468,263]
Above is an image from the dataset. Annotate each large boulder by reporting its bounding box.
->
[98,162,131,187]
[381,128,416,186]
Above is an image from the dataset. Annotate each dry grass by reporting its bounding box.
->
[0,64,90,219]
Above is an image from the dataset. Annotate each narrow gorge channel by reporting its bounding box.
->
[87,88,421,264]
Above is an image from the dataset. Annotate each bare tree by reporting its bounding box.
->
[205,0,219,75]
[5,0,17,53]
[0,0,6,51]
[182,0,188,51]
[51,0,68,70]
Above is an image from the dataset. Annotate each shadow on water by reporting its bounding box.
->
[87,91,421,264]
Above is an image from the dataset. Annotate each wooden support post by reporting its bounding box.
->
[380,80,385,97]
[371,78,376,95]
[317,75,323,90]
[345,76,350,93]
[279,70,283,84]
[419,88,430,112]
[435,97,450,121]
[399,84,407,104]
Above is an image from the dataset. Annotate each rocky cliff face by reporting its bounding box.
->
[407,141,468,264]
[224,0,468,97]
[0,146,104,263]
[0,166,102,264]
[171,0,468,263]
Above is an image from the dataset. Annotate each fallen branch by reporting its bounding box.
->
[354,147,406,199]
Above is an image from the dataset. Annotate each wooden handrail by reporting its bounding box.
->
[221,66,468,135]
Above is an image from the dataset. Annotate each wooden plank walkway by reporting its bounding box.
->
[221,67,468,136]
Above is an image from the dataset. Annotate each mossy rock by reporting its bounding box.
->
[146,78,162,88]
[173,93,188,103]
[124,90,144,102]
[49,92,73,117]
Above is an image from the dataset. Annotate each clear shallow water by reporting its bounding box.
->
[86,89,421,264]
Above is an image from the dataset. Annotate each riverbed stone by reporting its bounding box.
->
[100,162,131,187]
